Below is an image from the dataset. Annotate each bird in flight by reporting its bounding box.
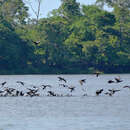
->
[123,86,130,89]
[16,81,24,86]
[108,89,120,94]
[1,81,7,87]
[57,77,67,83]
[32,40,40,45]
[41,85,52,90]
[96,89,104,96]
[79,79,86,85]
[68,86,75,92]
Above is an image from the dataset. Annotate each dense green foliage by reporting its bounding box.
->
[0,0,130,74]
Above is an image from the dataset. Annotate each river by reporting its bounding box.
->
[0,74,130,130]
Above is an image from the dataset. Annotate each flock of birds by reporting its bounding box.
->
[0,73,130,97]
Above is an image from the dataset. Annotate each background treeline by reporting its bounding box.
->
[0,0,130,74]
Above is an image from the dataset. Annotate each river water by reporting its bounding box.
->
[0,74,130,130]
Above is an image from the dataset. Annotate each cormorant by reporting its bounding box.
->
[108,89,120,94]
[68,86,75,92]
[93,72,101,77]
[115,76,123,83]
[41,85,52,90]
[57,77,67,83]
[123,85,130,89]
[1,81,7,87]
[48,91,56,96]
[108,80,115,83]
[16,81,24,86]
[32,40,40,45]
[79,79,86,85]
[96,89,104,96]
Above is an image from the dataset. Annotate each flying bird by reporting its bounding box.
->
[123,85,130,89]
[79,79,86,85]
[16,81,24,86]
[32,40,40,45]
[108,89,120,94]
[41,85,52,90]
[57,77,67,83]
[59,84,68,88]
[1,81,7,87]
[96,89,104,96]
[104,92,113,96]
[68,86,75,93]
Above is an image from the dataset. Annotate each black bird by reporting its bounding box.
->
[1,81,7,87]
[93,72,101,77]
[48,91,56,96]
[104,92,113,96]
[5,88,12,95]
[123,85,130,89]
[79,79,86,85]
[20,91,24,96]
[108,89,120,94]
[115,77,123,83]
[16,81,24,86]
[27,88,39,93]
[33,86,37,89]
[16,90,20,96]
[59,84,68,88]
[41,85,52,90]
[32,40,40,45]
[96,89,104,96]
[108,80,115,83]
[57,77,67,83]
[68,86,75,92]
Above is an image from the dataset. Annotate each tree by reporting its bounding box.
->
[24,0,43,24]
[59,0,81,20]
[96,0,130,45]
[96,0,130,9]
[0,16,34,74]
[0,0,29,25]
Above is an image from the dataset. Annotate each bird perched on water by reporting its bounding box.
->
[108,80,115,84]
[57,77,67,83]
[32,40,40,45]
[104,92,113,96]
[123,85,130,89]
[96,89,104,96]
[19,91,24,96]
[16,81,24,86]
[79,79,86,85]
[1,81,7,87]
[108,89,120,94]
[93,72,101,77]
[115,76,123,83]
[48,91,56,96]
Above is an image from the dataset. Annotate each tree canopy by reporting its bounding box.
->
[0,0,129,74]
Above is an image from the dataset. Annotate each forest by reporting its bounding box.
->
[0,0,130,74]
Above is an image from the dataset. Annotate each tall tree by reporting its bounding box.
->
[24,0,42,24]
[59,0,81,20]
[0,0,29,25]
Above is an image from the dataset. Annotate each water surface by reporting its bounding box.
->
[0,74,130,130]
